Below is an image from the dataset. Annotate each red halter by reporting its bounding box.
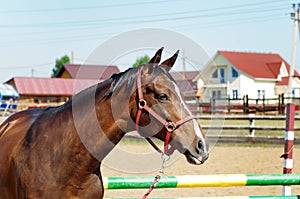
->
[135,67,197,155]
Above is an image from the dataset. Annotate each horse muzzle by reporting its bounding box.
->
[184,150,209,165]
[183,139,209,165]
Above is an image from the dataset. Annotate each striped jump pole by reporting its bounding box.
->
[282,103,295,196]
[102,174,300,190]
[105,196,300,199]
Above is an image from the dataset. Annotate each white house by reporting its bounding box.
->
[195,50,300,101]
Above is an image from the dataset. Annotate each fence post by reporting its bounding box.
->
[211,98,216,114]
[282,103,295,196]
[243,95,249,114]
[196,97,201,115]
[227,96,231,114]
[282,94,285,114]
[278,94,281,115]
[249,114,255,137]
[262,95,265,114]
[243,96,245,113]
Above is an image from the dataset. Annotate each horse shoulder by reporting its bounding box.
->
[0,109,44,198]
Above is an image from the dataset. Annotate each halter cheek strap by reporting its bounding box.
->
[135,67,197,155]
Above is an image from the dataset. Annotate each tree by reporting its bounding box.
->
[132,55,150,68]
[51,55,70,77]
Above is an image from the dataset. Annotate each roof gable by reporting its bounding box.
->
[218,51,298,79]
[266,62,281,78]
[56,64,120,80]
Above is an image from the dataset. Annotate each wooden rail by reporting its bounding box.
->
[197,115,300,144]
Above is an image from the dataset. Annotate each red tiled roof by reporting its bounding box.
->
[8,77,102,96]
[219,51,299,79]
[59,64,119,79]
[266,62,282,77]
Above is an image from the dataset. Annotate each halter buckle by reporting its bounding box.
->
[165,121,176,132]
[138,99,147,109]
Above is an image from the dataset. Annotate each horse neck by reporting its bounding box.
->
[70,82,132,164]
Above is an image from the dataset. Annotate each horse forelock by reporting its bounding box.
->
[150,65,175,83]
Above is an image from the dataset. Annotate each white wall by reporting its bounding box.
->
[239,74,255,98]
[228,77,240,98]
[254,80,276,98]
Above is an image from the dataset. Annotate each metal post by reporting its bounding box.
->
[287,4,299,101]
[228,95,231,114]
[282,103,295,196]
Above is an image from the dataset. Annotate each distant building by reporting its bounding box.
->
[6,64,120,109]
[6,77,101,109]
[196,50,300,101]
[170,71,200,101]
[55,64,120,80]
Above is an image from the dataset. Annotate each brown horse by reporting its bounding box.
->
[0,48,209,198]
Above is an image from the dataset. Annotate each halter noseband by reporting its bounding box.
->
[135,67,197,155]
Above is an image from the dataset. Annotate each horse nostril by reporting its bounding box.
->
[198,140,203,151]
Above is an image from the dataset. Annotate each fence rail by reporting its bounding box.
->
[197,115,299,144]
[188,95,300,115]
[202,125,300,131]
[197,115,300,120]
[198,115,300,134]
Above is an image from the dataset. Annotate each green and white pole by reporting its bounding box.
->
[102,174,300,190]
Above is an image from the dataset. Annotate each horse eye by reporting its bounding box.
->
[157,93,169,101]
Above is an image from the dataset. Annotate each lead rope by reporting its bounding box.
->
[142,153,168,199]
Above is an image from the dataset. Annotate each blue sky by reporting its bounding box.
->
[0,0,298,83]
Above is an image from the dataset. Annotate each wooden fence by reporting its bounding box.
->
[188,94,300,115]
[198,115,300,144]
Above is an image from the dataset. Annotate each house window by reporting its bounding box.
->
[212,90,222,99]
[257,90,265,99]
[212,91,216,99]
[212,69,218,78]
[217,90,222,99]
[232,89,238,99]
[231,67,238,78]
[220,68,225,83]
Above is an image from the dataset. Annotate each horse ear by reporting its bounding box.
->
[161,50,179,71]
[147,47,164,74]
[148,47,164,64]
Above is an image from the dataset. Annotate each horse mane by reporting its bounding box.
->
[103,66,139,97]
[103,64,175,98]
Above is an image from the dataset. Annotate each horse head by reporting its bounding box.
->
[133,48,209,165]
